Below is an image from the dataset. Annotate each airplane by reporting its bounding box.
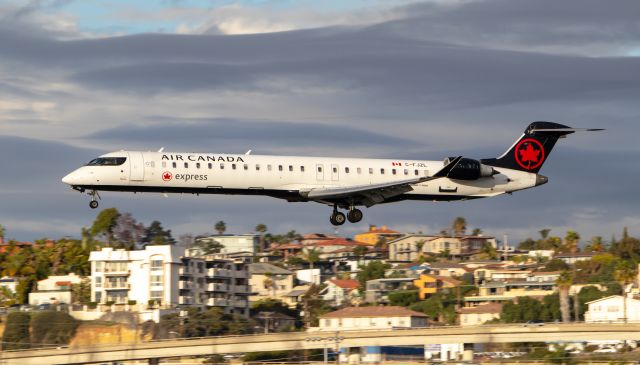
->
[62,122,602,226]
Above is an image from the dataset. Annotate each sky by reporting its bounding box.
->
[1,0,639,244]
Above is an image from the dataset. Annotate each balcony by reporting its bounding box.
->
[179,296,193,305]
[104,283,129,290]
[232,299,248,308]
[208,268,231,277]
[232,285,251,294]
[103,269,130,276]
[207,283,229,292]
[179,267,192,275]
[232,270,249,279]
[179,281,193,290]
[207,298,229,306]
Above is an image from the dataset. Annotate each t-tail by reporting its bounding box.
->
[481,121,603,174]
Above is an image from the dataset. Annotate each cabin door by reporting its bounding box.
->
[129,152,145,181]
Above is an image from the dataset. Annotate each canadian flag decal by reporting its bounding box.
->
[391,162,402,166]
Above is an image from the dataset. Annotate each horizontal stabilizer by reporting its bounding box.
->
[530,128,605,133]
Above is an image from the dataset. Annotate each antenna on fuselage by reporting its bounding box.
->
[245,150,252,155]
[158,147,165,152]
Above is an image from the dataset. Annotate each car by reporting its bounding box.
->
[524,319,545,327]
[593,347,617,353]
[37,303,51,311]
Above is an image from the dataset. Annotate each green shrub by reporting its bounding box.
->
[30,311,79,348]
[2,312,31,350]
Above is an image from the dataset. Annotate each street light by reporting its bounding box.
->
[305,332,344,365]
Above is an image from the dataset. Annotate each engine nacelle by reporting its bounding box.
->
[444,157,497,180]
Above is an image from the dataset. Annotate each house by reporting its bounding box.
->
[303,237,369,254]
[388,234,438,261]
[458,303,502,326]
[248,263,294,302]
[354,225,403,246]
[463,280,556,306]
[90,246,250,315]
[555,252,596,265]
[428,262,468,277]
[322,279,360,306]
[28,273,83,305]
[253,311,297,333]
[425,235,497,260]
[0,276,18,294]
[269,243,303,259]
[194,234,260,254]
[281,285,309,308]
[413,274,461,300]
[317,306,428,331]
[585,295,640,323]
[365,278,415,303]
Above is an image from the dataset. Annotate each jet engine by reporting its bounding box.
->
[444,157,497,180]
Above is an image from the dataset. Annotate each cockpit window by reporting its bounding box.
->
[86,157,127,166]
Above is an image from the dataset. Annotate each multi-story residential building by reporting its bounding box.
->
[248,263,294,302]
[413,274,461,300]
[428,262,469,277]
[317,306,428,331]
[389,235,496,261]
[388,234,437,261]
[354,225,403,246]
[89,246,250,316]
[365,278,415,303]
[195,234,260,254]
[28,273,83,305]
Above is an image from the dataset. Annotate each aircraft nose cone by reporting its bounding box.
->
[535,174,549,186]
[62,173,75,185]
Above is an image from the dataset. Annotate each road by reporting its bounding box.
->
[2,323,640,365]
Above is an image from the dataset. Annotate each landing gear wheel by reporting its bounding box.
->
[347,208,363,223]
[89,200,99,209]
[330,212,346,226]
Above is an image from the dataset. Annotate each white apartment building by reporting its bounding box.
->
[195,234,260,254]
[585,295,640,323]
[89,245,250,316]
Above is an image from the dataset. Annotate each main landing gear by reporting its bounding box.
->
[329,205,363,226]
[88,190,100,209]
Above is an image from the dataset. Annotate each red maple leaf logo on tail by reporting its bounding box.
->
[514,138,545,170]
[519,144,540,163]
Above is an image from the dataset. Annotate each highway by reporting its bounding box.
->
[2,323,640,365]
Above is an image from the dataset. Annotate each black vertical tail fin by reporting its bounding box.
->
[481,122,575,173]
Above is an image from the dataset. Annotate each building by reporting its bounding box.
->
[388,234,437,262]
[0,276,18,294]
[322,279,360,306]
[458,303,502,326]
[248,263,294,302]
[195,234,260,254]
[555,253,597,265]
[428,262,469,277]
[254,311,297,333]
[303,237,369,254]
[281,285,309,308]
[585,295,640,323]
[425,236,497,260]
[317,306,428,331]
[413,274,461,300]
[89,246,250,315]
[28,273,83,305]
[365,278,415,303]
[463,279,556,306]
[354,225,403,246]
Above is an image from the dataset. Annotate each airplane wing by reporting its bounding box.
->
[299,156,462,207]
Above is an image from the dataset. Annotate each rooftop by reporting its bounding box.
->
[458,303,503,314]
[328,279,360,290]
[321,306,427,319]
[248,263,293,275]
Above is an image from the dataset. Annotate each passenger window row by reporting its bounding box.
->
[160,161,426,176]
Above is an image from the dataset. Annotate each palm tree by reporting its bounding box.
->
[214,221,226,235]
[586,236,605,252]
[303,248,321,269]
[0,224,5,243]
[415,240,427,261]
[452,217,467,235]
[564,231,580,254]
[255,224,268,251]
[614,261,637,323]
[556,270,573,323]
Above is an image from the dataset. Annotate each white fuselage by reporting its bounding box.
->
[62,151,538,204]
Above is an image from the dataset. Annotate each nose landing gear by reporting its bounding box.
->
[88,190,101,209]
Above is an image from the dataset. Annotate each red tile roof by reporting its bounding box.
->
[328,279,360,290]
[321,306,427,318]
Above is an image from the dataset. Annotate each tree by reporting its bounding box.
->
[196,238,223,255]
[255,224,268,250]
[451,217,467,235]
[89,208,121,245]
[112,213,145,250]
[143,221,176,246]
[0,224,5,242]
[563,231,580,254]
[556,271,573,323]
[388,290,419,307]
[2,312,31,350]
[353,245,368,263]
[31,311,79,348]
[585,236,605,252]
[302,248,321,269]
[614,260,637,323]
[15,276,36,305]
[214,221,226,235]
[356,261,390,291]
[471,228,483,236]
[71,278,92,304]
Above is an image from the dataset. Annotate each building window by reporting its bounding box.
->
[151,260,163,270]
[95,262,102,272]
[151,275,163,286]
[150,290,163,299]
[95,277,102,288]
[95,291,102,302]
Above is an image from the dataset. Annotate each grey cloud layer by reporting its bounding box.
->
[0,0,639,242]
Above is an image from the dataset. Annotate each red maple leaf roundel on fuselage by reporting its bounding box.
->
[514,138,545,170]
[162,171,172,181]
